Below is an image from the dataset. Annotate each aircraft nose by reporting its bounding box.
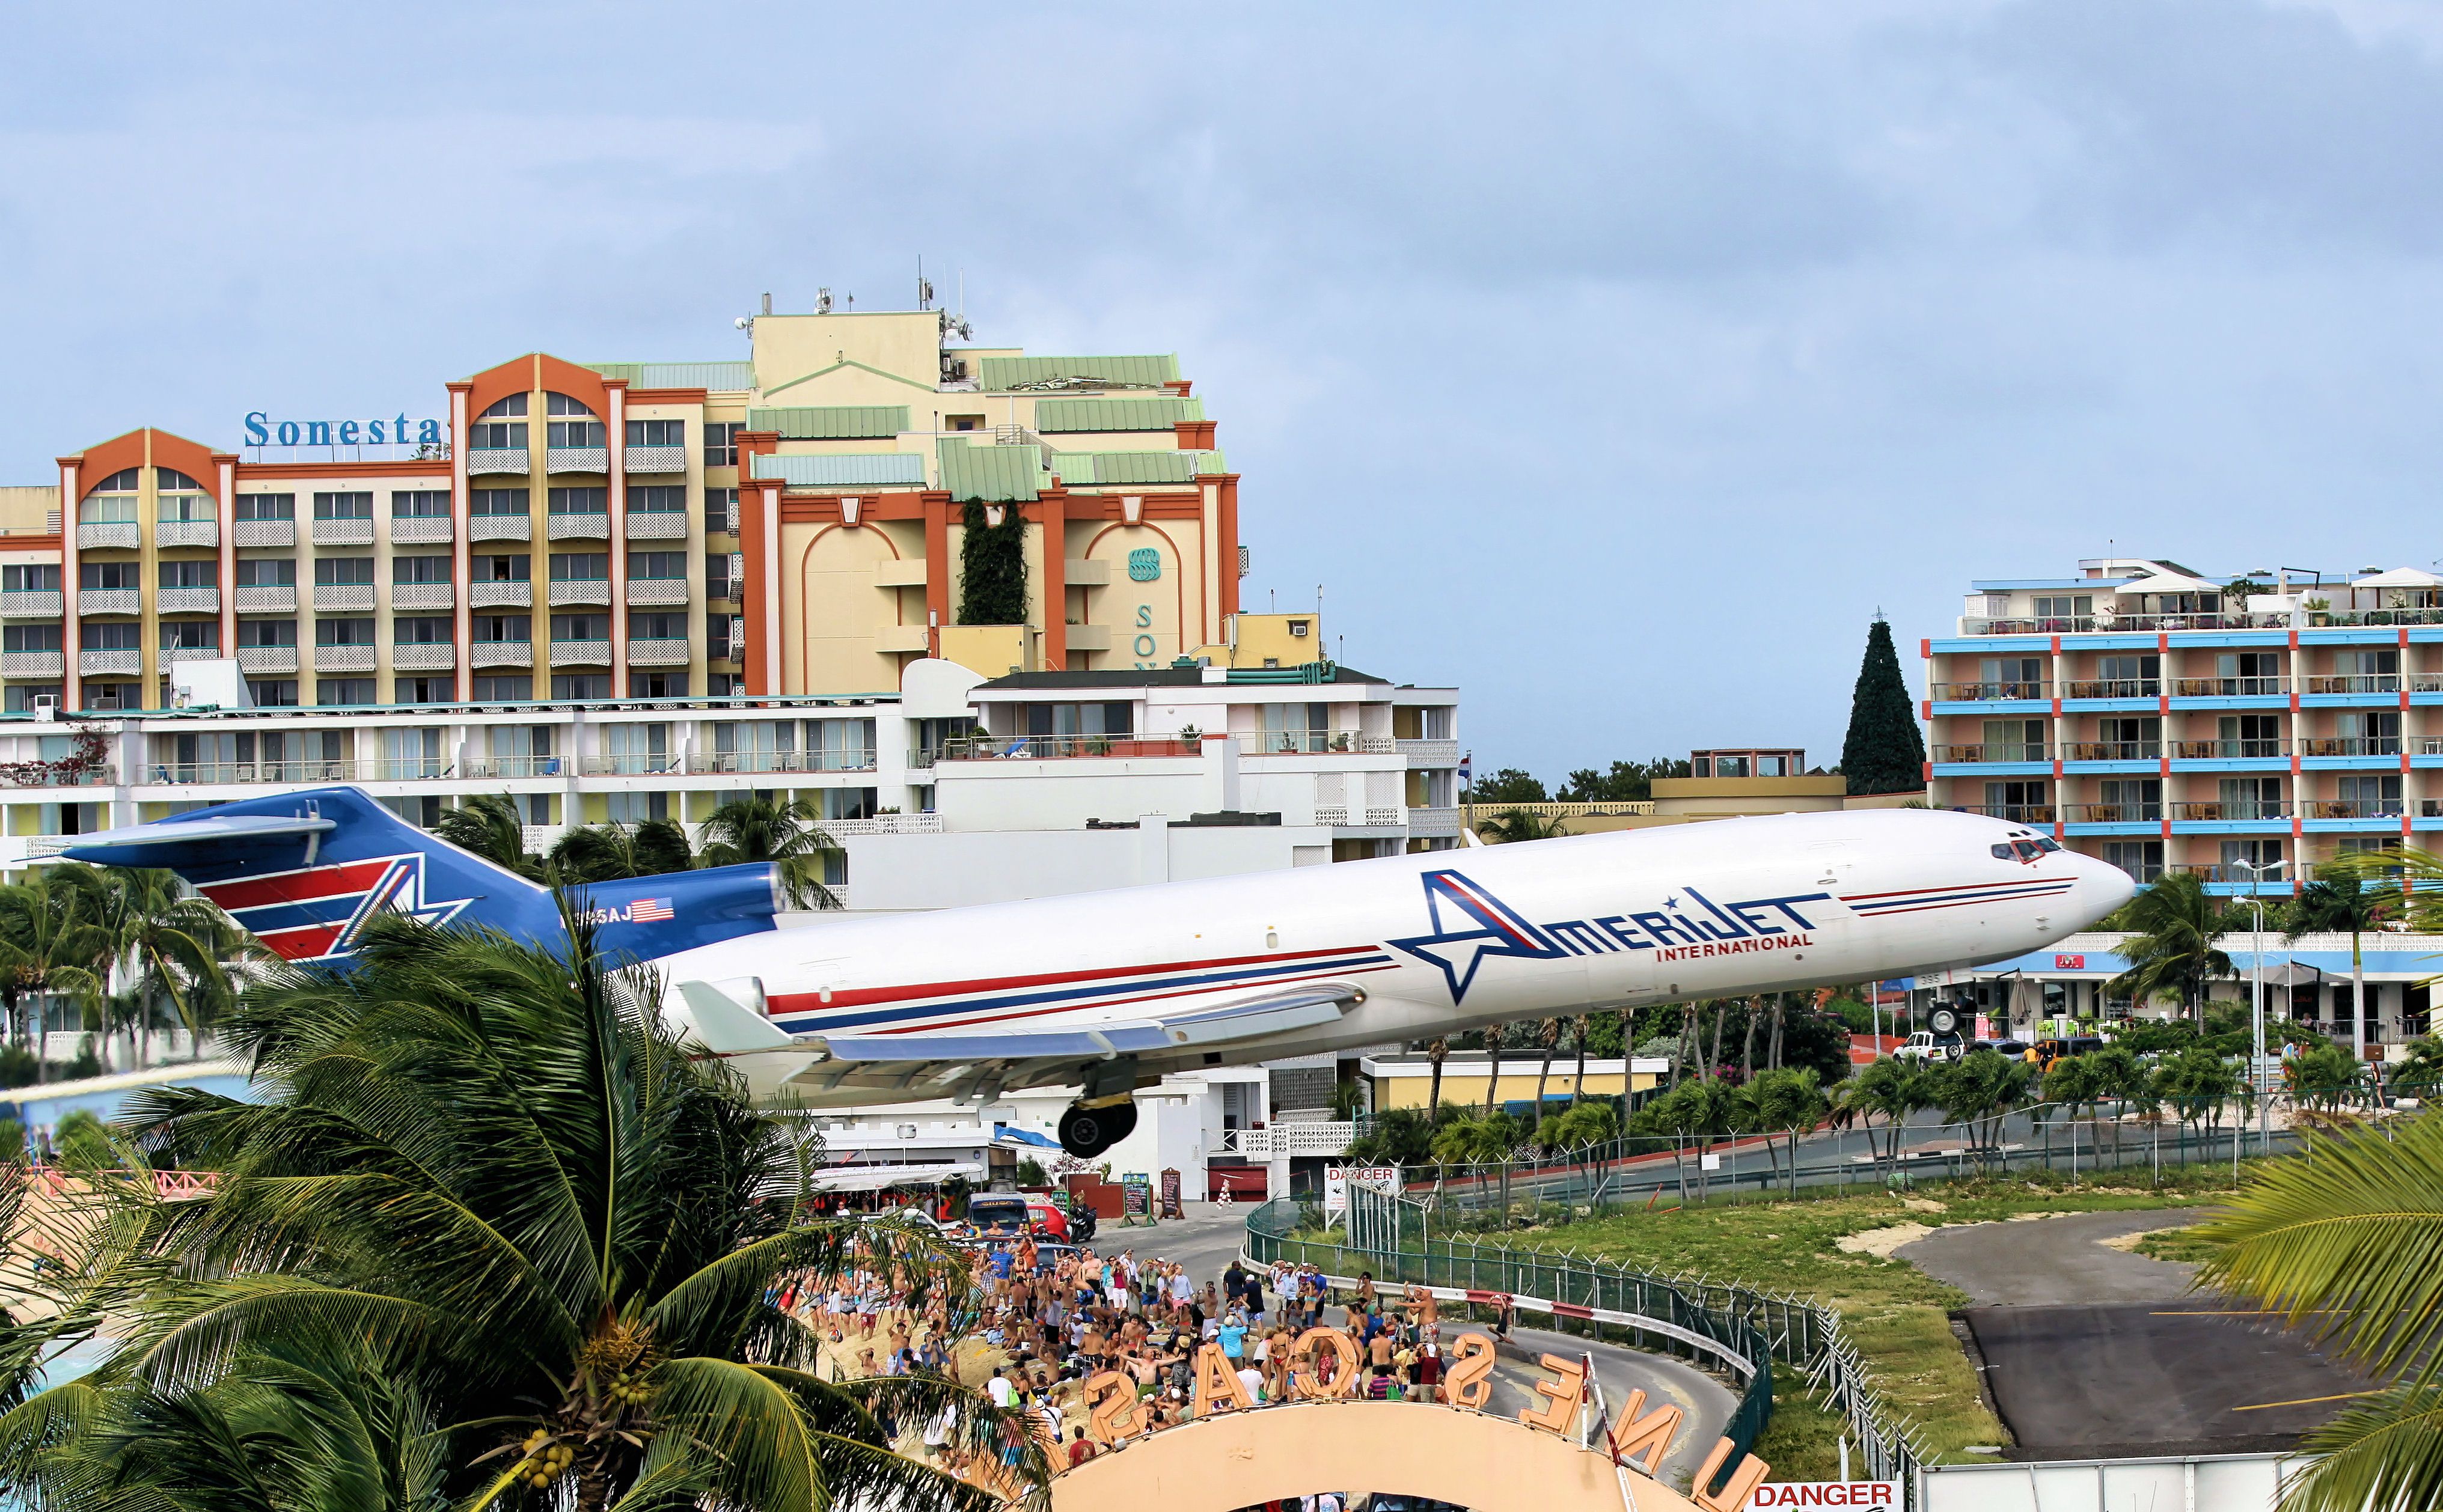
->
[2070,852,2138,924]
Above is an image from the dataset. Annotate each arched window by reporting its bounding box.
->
[80,469,140,524]
[471,394,528,451]
[156,468,210,523]
[545,393,603,450]
[481,394,528,418]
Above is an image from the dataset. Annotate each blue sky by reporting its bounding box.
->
[5,2,2442,780]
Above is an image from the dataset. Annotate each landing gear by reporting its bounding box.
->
[1057,1099,1138,1158]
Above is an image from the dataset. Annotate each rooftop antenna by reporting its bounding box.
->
[816,287,834,314]
[761,292,772,316]
[917,256,934,311]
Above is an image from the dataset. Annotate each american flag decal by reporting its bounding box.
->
[628,898,675,922]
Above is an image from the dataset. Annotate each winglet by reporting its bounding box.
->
[677,980,796,1053]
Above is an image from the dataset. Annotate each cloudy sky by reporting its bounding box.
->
[4,1,2440,780]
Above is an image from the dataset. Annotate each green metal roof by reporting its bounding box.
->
[584,361,756,391]
[1032,397,1205,433]
[752,453,927,488]
[978,355,1179,392]
[937,440,1047,502]
[748,405,910,440]
[1050,451,1225,487]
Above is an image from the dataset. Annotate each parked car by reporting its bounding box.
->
[1896,1030,1963,1063]
[967,1191,1072,1242]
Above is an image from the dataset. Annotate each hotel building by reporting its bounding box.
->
[1924,557,2443,895]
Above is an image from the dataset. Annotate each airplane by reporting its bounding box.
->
[59,785,2135,1159]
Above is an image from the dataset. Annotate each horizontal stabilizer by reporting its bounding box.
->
[678,980,796,1054]
[62,813,336,870]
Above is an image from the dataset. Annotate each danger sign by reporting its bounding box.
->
[1749,1484,1898,1509]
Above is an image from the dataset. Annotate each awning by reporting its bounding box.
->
[808,1161,983,1194]
[2351,567,2443,590]
[2113,571,2224,596]
[2248,961,2329,987]
[994,1124,1062,1151]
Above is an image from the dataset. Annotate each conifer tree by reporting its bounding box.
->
[1839,617,1926,795]
[958,497,1029,624]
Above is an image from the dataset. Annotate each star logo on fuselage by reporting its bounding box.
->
[1387,870,1568,1004]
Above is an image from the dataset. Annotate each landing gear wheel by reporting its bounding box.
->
[1057,1100,1137,1158]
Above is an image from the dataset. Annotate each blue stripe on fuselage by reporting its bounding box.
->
[771,950,1395,1035]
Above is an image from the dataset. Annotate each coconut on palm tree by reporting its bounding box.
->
[4,915,1034,1512]
[699,796,843,909]
[2106,868,2234,1022]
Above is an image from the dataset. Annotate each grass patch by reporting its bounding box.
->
[1511,1160,2271,1462]
[2132,1222,2221,1265]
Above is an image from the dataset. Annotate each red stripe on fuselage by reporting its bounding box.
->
[764,943,1380,1019]
[1840,876,2065,903]
[202,859,396,913]
[849,962,1405,1035]
[1438,877,1543,947]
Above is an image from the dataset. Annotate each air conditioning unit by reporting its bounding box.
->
[30,695,57,721]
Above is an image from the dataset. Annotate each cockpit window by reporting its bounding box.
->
[2013,840,2045,862]
[2034,835,2061,853]
[1990,843,2015,860]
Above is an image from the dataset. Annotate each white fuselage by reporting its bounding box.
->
[658,807,2134,1106]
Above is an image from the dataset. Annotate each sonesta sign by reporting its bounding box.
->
[243,412,444,448]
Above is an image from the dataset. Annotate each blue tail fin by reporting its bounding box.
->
[60,785,780,966]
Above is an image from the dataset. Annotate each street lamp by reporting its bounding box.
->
[2233,856,2291,1154]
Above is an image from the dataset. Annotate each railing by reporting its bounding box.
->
[940,734,1199,760]
[1928,681,2048,701]
[2165,863,2299,885]
[1218,1122,1357,1159]
[2060,802,2163,822]
[1407,805,1462,838]
[156,587,218,614]
[2301,737,2401,757]
[625,510,688,540]
[628,638,689,666]
[236,645,299,674]
[2173,738,2288,758]
[391,582,453,610]
[162,644,223,663]
[1457,799,1659,819]
[312,645,376,673]
[1243,730,1398,755]
[4,763,115,791]
[546,513,611,540]
[821,813,943,837]
[231,518,295,547]
[686,749,878,774]
[469,514,531,541]
[1961,612,2297,635]
[0,591,62,618]
[623,445,686,474]
[625,578,688,606]
[2302,799,2406,819]
[79,590,139,616]
[310,516,375,546]
[469,641,533,668]
[76,522,138,550]
[466,448,530,475]
[580,755,682,775]
[1395,737,1461,764]
[391,641,455,671]
[546,579,611,605]
[2061,679,2161,699]
[2166,800,2290,820]
[78,648,139,675]
[311,584,376,612]
[2171,676,2289,697]
[467,755,563,778]
[390,514,453,545]
[1,651,63,678]
[1929,743,2047,763]
[144,760,453,785]
[469,581,533,608]
[726,501,740,534]
[1951,803,2056,822]
[2304,674,2402,695]
[233,585,297,613]
[549,639,611,665]
[155,520,218,549]
[2064,740,2162,761]
[545,447,608,473]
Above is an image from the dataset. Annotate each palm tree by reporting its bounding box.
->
[2184,1112,2443,1512]
[1423,1036,1450,1120]
[2287,870,2392,1062]
[699,796,843,910]
[1569,1014,1589,1108]
[2107,869,2234,1022]
[548,817,696,884]
[434,792,547,879]
[1529,1016,1563,1130]
[1838,1056,1932,1169]
[1475,809,1568,844]
[0,869,109,1083]
[1481,1024,1506,1115]
[4,915,1035,1512]
[63,864,244,1069]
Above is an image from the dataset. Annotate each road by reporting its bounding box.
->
[1896,1210,2200,1306]
[1100,1203,1737,1487]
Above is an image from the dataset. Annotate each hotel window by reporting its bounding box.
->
[633,485,686,514]
[5,684,61,713]
[551,674,611,700]
[706,552,733,601]
[392,489,450,517]
[2103,840,2163,883]
[2219,776,2282,820]
[79,561,139,591]
[156,469,210,522]
[818,787,876,822]
[380,794,444,828]
[551,614,609,642]
[2032,594,2093,625]
[234,557,296,586]
[704,422,742,467]
[476,553,530,582]
[394,616,452,645]
[1980,779,2048,822]
[626,419,685,446]
[631,551,685,580]
[158,559,213,590]
[317,678,375,706]
[545,393,604,447]
[631,612,686,639]
[708,616,733,660]
[79,621,141,650]
[2337,774,2404,817]
[548,487,607,515]
[705,487,736,535]
[2,625,62,653]
[604,790,670,823]
[315,617,376,647]
[79,468,139,523]
[160,620,219,652]
[236,620,297,648]
[549,553,608,582]
[472,615,531,644]
[471,487,527,516]
[395,678,450,705]
[393,555,450,585]
[2221,838,2284,873]
[2216,651,2281,694]
[247,680,297,706]
[471,675,531,701]
[314,556,376,586]
[810,718,877,770]
[2096,654,2160,697]
[947,414,985,432]
[628,671,687,698]
[234,492,294,520]
[472,394,527,449]
[707,672,742,697]
[3,565,58,592]
[602,722,671,773]
[312,491,373,520]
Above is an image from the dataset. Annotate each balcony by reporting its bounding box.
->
[1,591,62,618]
[156,520,218,549]
[157,587,219,614]
[549,638,611,665]
[313,644,376,672]
[1407,805,1461,838]
[390,515,453,545]
[470,514,531,542]
[2301,737,2402,757]
[2062,680,2162,700]
[2172,677,2289,697]
[471,581,533,608]
[1247,730,1397,755]
[466,755,561,778]
[1930,743,2049,763]
[1218,1123,1356,1159]
[1063,624,1110,652]
[730,552,744,588]
[391,582,453,610]
[547,579,610,606]
[236,645,301,674]
[726,502,739,535]
[2064,740,2163,761]
[623,445,686,474]
[2062,802,2165,823]
[939,734,1198,761]
[2168,801,2290,821]
[546,447,608,474]
[142,758,448,785]
[1,651,63,678]
[234,585,298,613]
[79,647,139,675]
[466,448,530,475]
[1931,681,2050,701]
[79,590,139,616]
[313,584,376,612]
[1952,803,2058,822]
[685,749,879,775]
[391,641,456,671]
[233,518,296,547]
[4,763,115,790]
[547,513,610,541]
[626,578,686,606]
[2304,799,2406,820]
[2173,739,2290,759]
[469,641,533,668]
[581,755,683,775]
[1962,611,2290,635]
[628,638,688,666]
[162,644,224,664]
[2304,674,2402,695]
[76,521,139,550]
[310,517,375,547]
[625,510,688,540]
[1397,738,1462,765]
